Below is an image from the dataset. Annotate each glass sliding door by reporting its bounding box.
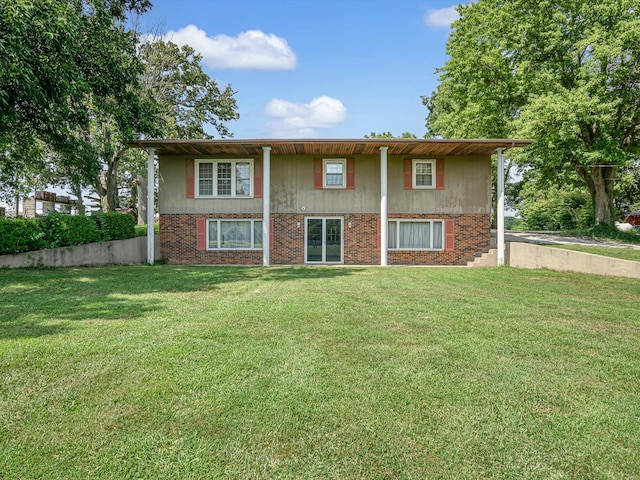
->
[305,217,343,263]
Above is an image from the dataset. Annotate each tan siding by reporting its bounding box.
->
[158,155,262,215]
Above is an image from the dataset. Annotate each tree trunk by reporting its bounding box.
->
[136,174,147,225]
[97,142,123,212]
[591,165,616,225]
[70,183,85,216]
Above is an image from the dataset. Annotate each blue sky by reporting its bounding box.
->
[139,0,461,139]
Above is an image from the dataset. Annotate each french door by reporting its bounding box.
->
[305,217,343,264]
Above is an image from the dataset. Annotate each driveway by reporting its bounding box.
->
[503,231,640,250]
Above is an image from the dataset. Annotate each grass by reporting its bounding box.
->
[548,244,640,262]
[1,266,639,479]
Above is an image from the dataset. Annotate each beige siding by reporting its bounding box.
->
[271,155,380,214]
[388,155,491,214]
[158,153,491,215]
[158,155,262,214]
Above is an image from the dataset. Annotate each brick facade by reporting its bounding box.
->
[160,213,490,266]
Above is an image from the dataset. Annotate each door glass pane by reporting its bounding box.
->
[306,219,323,262]
[325,219,342,262]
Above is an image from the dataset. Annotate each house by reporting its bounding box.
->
[129,138,531,266]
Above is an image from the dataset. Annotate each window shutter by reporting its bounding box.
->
[346,158,355,189]
[186,159,195,198]
[196,218,206,251]
[376,218,381,251]
[254,158,263,198]
[314,158,323,189]
[403,159,412,190]
[270,217,274,251]
[445,219,455,252]
[436,158,445,190]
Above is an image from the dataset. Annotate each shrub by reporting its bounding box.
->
[0,218,45,255]
[90,212,136,241]
[65,215,101,245]
[36,213,67,249]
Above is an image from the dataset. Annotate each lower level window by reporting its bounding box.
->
[208,219,263,249]
[388,220,444,250]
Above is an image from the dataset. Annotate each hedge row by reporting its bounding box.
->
[0,212,136,255]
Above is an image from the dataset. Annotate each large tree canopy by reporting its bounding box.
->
[424,0,640,225]
[0,0,156,204]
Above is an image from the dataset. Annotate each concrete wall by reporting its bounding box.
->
[158,153,491,216]
[0,236,160,269]
[507,242,640,279]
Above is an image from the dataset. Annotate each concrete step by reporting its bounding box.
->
[467,248,498,267]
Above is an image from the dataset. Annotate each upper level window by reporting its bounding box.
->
[324,159,346,188]
[196,159,252,197]
[413,159,435,188]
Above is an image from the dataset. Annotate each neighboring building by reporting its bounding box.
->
[130,138,531,266]
[625,211,640,226]
[22,191,78,218]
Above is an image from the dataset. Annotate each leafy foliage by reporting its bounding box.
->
[425,0,640,225]
[0,212,135,255]
[89,212,136,241]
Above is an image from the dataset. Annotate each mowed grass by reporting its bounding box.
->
[548,244,640,262]
[1,266,639,479]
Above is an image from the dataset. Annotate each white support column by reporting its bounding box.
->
[380,146,388,266]
[146,147,155,265]
[496,148,505,266]
[262,146,271,267]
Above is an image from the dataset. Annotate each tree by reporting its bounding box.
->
[0,0,155,210]
[424,0,640,225]
[364,132,417,139]
[111,39,239,220]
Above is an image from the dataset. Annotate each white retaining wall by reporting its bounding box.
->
[0,236,160,268]
[507,242,640,279]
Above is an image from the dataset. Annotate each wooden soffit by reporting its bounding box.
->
[128,138,533,157]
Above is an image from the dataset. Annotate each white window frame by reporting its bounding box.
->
[388,219,445,251]
[412,159,436,189]
[206,219,263,250]
[196,159,253,198]
[323,158,347,189]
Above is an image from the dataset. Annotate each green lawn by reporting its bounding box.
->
[548,244,640,262]
[1,266,639,479]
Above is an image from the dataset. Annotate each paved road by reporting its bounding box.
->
[504,231,640,250]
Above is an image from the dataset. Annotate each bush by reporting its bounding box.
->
[90,212,136,241]
[66,215,100,245]
[521,190,593,231]
[0,218,44,254]
[0,212,137,256]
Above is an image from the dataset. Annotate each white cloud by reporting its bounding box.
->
[164,25,297,70]
[423,6,459,28]
[264,96,347,138]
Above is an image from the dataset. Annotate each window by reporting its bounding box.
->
[388,220,444,250]
[413,159,435,188]
[207,219,263,249]
[196,159,253,197]
[324,159,346,188]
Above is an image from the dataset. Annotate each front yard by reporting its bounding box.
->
[1,266,638,479]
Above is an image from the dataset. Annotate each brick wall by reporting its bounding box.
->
[160,213,490,266]
[160,213,263,265]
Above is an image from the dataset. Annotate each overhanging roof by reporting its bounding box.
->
[128,138,533,157]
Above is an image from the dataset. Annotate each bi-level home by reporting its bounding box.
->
[130,138,531,266]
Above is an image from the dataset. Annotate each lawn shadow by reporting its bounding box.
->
[0,265,364,339]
